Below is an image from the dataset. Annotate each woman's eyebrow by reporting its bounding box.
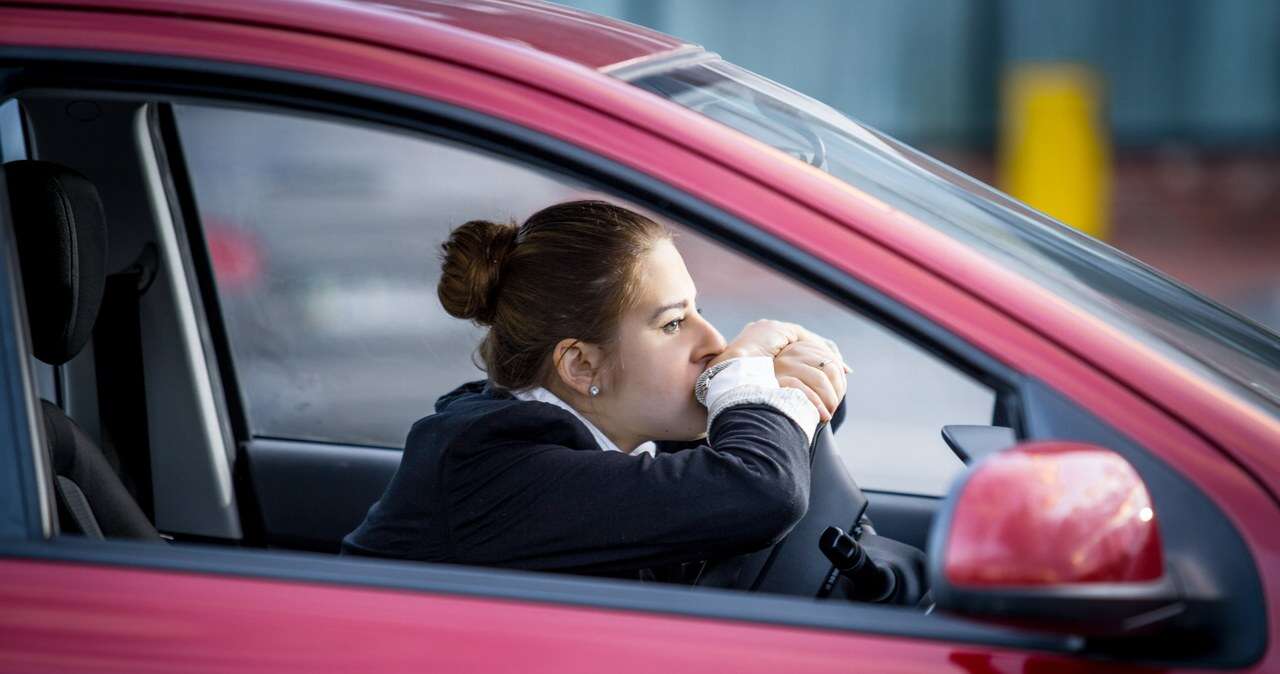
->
[649,300,688,322]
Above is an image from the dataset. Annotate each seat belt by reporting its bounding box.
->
[91,244,158,519]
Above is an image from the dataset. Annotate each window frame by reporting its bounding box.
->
[161,98,1008,494]
[123,58,1024,451]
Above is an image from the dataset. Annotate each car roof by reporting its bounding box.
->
[361,0,691,70]
[55,0,692,72]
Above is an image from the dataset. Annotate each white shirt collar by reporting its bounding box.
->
[512,387,656,457]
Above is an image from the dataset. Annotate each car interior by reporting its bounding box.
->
[0,62,1268,667]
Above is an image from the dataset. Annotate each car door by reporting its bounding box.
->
[0,4,1273,673]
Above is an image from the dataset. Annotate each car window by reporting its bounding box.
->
[174,104,995,495]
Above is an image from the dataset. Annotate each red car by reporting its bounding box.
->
[0,1,1276,672]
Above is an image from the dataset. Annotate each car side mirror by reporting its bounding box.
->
[928,441,1192,637]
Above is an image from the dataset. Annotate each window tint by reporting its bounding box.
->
[176,105,994,495]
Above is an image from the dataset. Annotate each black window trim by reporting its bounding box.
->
[0,47,1073,654]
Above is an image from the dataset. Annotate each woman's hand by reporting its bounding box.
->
[708,320,849,421]
[708,320,821,367]
[774,339,848,422]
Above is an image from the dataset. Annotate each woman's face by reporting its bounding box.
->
[596,239,727,445]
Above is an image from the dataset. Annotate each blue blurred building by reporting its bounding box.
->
[561,0,1280,149]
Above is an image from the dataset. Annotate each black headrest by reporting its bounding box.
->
[3,160,108,365]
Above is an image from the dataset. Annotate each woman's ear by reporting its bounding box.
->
[553,338,604,397]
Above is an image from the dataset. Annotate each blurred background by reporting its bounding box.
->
[171,0,1280,497]
[560,0,1280,331]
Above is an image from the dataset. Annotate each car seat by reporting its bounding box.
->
[4,159,161,541]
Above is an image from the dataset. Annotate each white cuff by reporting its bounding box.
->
[697,356,819,445]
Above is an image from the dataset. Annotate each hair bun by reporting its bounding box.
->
[438,219,519,324]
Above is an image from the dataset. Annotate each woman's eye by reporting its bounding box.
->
[662,318,685,334]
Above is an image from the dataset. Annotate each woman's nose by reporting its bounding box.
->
[695,314,728,363]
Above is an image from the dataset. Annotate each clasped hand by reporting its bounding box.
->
[708,320,849,421]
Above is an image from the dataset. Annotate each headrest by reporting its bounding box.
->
[3,160,108,365]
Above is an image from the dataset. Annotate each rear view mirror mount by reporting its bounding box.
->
[940,424,1016,463]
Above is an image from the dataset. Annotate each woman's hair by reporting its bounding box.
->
[438,200,670,390]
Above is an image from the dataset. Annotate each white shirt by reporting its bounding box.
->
[513,387,657,457]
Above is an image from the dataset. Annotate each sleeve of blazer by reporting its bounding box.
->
[443,404,812,574]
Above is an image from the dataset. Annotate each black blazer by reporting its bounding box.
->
[342,381,813,577]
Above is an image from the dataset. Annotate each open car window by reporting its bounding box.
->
[174,104,996,496]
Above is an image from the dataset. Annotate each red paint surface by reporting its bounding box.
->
[19,0,688,71]
[0,2,1276,672]
[945,443,1163,586]
[0,558,1148,674]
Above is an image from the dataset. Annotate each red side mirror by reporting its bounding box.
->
[945,442,1163,586]
[929,442,1182,636]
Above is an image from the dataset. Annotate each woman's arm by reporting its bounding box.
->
[443,402,813,575]
[444,322,846,575]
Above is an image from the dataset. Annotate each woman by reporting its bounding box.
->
[342,201,848,579]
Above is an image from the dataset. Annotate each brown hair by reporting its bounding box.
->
[438,200,670,390]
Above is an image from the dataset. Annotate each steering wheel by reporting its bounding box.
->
[695,423,929,604]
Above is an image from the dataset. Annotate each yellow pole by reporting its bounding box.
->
[999,64,1111,239]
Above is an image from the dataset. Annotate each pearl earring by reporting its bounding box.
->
[589,384,600,397]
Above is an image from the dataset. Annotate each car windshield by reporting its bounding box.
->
[624,55,1280,419]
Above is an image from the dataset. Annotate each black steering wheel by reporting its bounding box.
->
[696,423,929,604]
